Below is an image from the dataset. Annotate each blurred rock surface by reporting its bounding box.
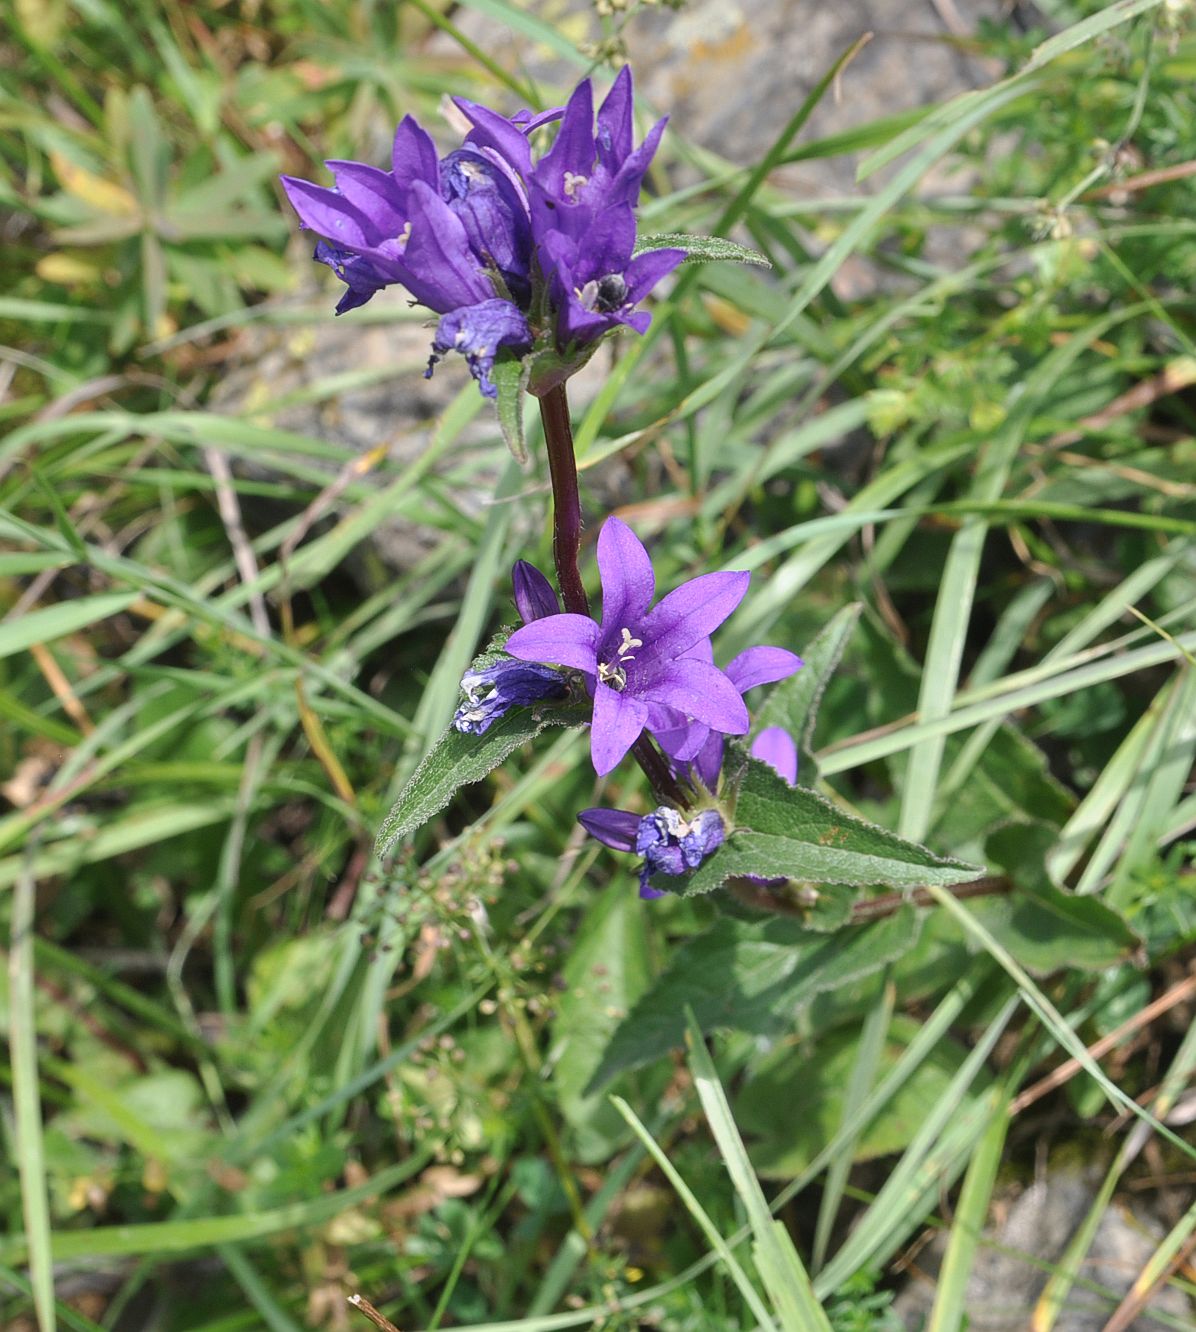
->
[893,1169,1194,1330]
[223,0,1013,574]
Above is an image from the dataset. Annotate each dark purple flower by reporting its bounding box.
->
[439,149,532,298]
[425,298,532,398]
[452,658,567,735]
[283,67,680,392]
[538,212,685,344]
[504,517,751,776]
[512,559,560,624]
[579,804,725,899]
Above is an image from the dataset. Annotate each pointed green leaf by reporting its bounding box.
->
[586,907,919,1092]
[633,232,772,267]
[678,754,983,897]
[491,357,527,463]
[375,700,588,855]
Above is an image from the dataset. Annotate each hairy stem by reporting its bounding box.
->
[537,383,685,807]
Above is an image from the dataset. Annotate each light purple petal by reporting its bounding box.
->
[281,177,378,247]
[512,560,559,623]
[578,807,640,852]
[751,726,798,786]
[596,516,655,634]
[622,247,685,304]
[596,66,633,171]
[591,683,649,776]
[392,115,439,191]
[505,613,599,674]
[725,647,803,694]
[639,570,750,663]
[635,660,749,735]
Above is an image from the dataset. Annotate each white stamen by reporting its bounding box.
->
[562,171,588,198]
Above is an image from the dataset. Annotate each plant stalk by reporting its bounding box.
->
[537,383,685,807]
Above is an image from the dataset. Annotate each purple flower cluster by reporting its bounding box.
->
[281,69,684,398]
[580,806,726,900]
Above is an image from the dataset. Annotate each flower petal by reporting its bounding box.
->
[622,246,685,304]
[607,116,667,207]
[596,516,655,634]
[539,78,595,196]
[426,298,532,398]
[453,97,534,176]
[639,570,750,663]
[281,177,378,247]
[505,613,599,674]
[692,732,724,790]
[591,683,649,776]
[595,65,633,171]
[391,115,439,192]
[512,560,559,623]
[325,160,408,232]
[402,180,493,312]
[751,726,798,786]
[725,646,803,694]
[578,807,640,852]
[635,659,749,735]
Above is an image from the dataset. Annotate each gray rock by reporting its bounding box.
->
[230,0,1012,574]
[894,1169,1195,1330]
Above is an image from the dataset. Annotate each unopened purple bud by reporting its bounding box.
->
[578,807,640,852]
[452,658,567,735]
[512,560,560,623]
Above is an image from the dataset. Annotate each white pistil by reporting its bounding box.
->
[597,627,644,692]
[562,171,588,199]
[397,220,412,250]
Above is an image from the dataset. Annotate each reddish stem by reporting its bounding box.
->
[536,383,685,807]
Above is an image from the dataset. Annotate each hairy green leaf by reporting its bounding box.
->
[375,701,589,855]
[491,357,527,463]
[679,754,983,897]
[633,232,772,267]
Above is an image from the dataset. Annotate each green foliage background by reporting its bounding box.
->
[2,1,1195,1329]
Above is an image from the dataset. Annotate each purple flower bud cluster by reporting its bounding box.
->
[579,806,726,900]
[281,69,684,398]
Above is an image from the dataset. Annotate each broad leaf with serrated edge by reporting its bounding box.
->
[670,753,983,897]
[376,701,589,855]
[586,906,920,1092]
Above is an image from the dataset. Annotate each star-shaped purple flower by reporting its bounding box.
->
[504,517,751,776]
